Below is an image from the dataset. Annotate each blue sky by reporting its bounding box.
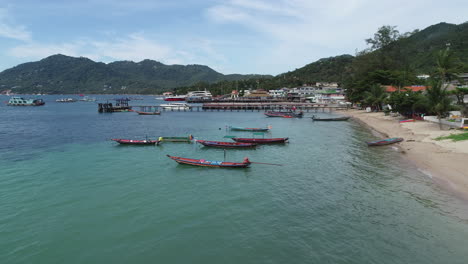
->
[0,0,467,75]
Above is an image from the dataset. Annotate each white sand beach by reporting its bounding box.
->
[341,110,468,199]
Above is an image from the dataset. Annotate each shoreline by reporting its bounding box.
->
[340,109,468,200]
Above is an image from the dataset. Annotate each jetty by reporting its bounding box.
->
[127,103,348,112]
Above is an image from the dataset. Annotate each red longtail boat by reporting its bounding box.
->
[231,137,288,144]
[196,140,257,148]
[111,138,160,145]
[135,111,161,115]
[166,155,251,168]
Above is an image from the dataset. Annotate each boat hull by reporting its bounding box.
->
[167,155,250,168]
[264,111,303,118]
[232,137,288,144]
[197,140,257,148]
[312,116,350,121]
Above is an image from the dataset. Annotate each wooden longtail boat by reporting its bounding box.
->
[264,111,303,118]
[311,115,350,121]
[111,138,160,145]
[232,137,288,144]
[229,126,270,132]
[196,140,257,148]
[158,135,194,142]
[166,155,251,168]
[366,137,404,146]
[135,111,161,115]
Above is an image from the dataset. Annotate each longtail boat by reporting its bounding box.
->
[232,137,288,144]
[135,111,161,115]
[158,135,194,142]
[111,138,160,145]
[197,140,257,148]
[311,115,350,121]
[264,111,303,118]
[167,155,250,168]
[229,126,270,132]
[366,137,403,146]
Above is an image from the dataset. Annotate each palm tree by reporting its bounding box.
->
[363,84,387,111]
[426,79,451,129]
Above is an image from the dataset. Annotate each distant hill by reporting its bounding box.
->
[0,54,271,94]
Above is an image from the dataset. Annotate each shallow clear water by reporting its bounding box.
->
[1,95,467,264]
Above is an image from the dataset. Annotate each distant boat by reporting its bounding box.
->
[232,137,288,144]
[311,115,350,121]
[164,95,186,101]
[366,137,403,146]
[265,111,303,118]
[135,110,161,115]
[78,96,96,102]
[7,96,45,106]
[160,103,191,110]
[167,155,251,168]
[196,140,257,148]
[229,126,270,132]
[158,135,194,142]
[111,138,160,145]
[56,98,77,102]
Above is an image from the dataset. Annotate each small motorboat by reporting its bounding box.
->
[160,103,191,110]
[111,138,160,145]
[231,137,288,144]
[135,111,161,115]
[366,137,404,146]
[229,126,270,132]
[311,115,350,121]
[167,155,251,168]
[197,140,257,148]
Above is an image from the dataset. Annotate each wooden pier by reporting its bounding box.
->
[128,103,348,112]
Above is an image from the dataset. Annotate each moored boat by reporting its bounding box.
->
[158,135,194,142]
[56,98,77,102]
[366,137,403,146]
[111,138,160,145]
[135,111,161,115]
[167,155,251,168]
[164,95,186,101]
[265,111,303,118]
[229,126,270,132]
[160,103,191,110]
[311,115,350,121]
[232,137,288,144]
[7,96,45,106]
[197,140,257,148]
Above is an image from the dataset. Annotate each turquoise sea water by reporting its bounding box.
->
[1,95,468,264]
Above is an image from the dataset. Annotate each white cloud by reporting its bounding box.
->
[0,8,31,41]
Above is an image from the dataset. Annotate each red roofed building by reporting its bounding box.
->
[384,85,427,93]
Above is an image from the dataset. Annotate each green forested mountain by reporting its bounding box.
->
[1,22,467,95]
[0,54,271,94]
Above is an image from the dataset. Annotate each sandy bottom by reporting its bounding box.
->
[339,110,468,199]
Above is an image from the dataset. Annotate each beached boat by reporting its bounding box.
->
[160,103,191,110]
[197,140,257,148]
[229,126,270,132]
[366,137,404,146]
[7,96,45,106]
[311,115,350,121]
[167,155,251,168]
[135,110,161,115]
[232,137,288,144]
[158,135,194,142]
[111,138,160,145]
[264,111,303,118]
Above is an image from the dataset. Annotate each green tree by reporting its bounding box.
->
[426,79,451,128]
[363,84,387,111]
